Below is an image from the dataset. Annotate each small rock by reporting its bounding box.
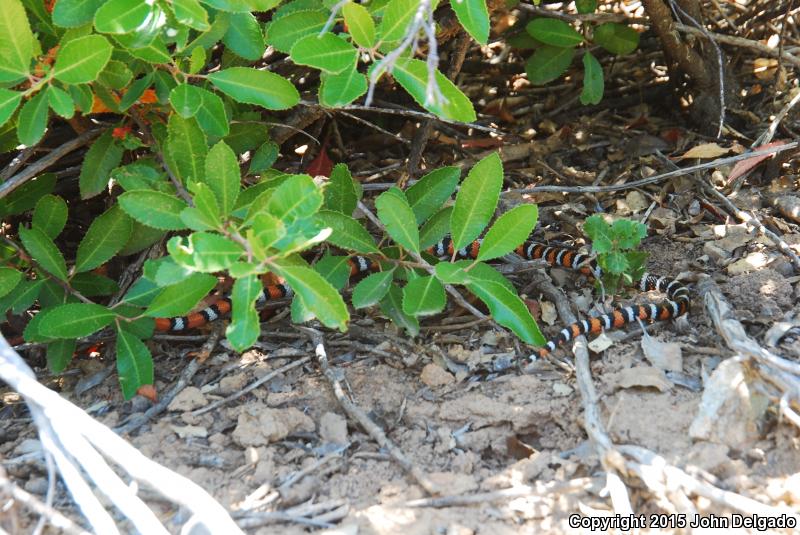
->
[24,477,48,495]
[167,386,208,412]
[726,252,769,275]
[14,438,41,456]
[170,424,208,439]
[232,405,315,447]
[219,373,247,395]
[420,363,455,387]
[426,472,478,496]
[552,382,573,396]
[319,412,348,445]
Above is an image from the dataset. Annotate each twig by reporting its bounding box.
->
[277,444,349,493]
[675,23,800,70]
[0,147,36,181]
[298,326,438,495]
[753,88,800,147]
[0,129,102,200]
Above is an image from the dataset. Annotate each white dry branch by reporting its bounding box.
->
[0,335,244,535]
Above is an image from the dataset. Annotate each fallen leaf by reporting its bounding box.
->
[678,142,731,160]
[306,143,333,177]
[727,140,788,184]
[137,384,158,403]
[612,366,672,392]
[641,334,682,371]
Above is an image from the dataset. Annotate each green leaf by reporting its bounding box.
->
[377,0,417,51]
[145,272,217,317]
[204,141,240,215]
[208,67,300,110]
[188,45,207,76]
[118,190,189,230]
[94,0,153,33]
[71,272,119,296]
[593,22,639,55]
[323,163,358,215]
[343,2,376,48]
[0,89,23,127]
[79,130,124,199]
[19,226,68,281]
[75,206,133,272]
[0,0,34,82]
[580,51,604,105]
[53,34,113,84]
[433,260,470,284]
[526,18,583,47]
[477,204,538,262]
[265,9,327,53]
[53,0,105,27]
[181,181,221,231]
[173,0,210,30]
[226,274,261,351]
[169,83,202,117]
[121,277,160,306]
[0,267,22,299]
[467,279,545,345]
[319,68,367,108]
[200,0,281,12]
[48,86,75,119]
[315,210,378,253]
[17,90,49,146]
[612,219,647,249]
[391,59,477,123]
[249,141,279,174]
[249,213,286,250]
[37,303,116,338]
[451,0,489,45]
[224,120,268,153]
[314,253,351,290]
[290,33,357,74]
[450,152,502,250]
[116,327,154,400]
[119,72,154,111]
[32,194,68,240]
[167,232,242,272]
[375,187,419,254]
[379,284,419,336]
[272,262,349,330]
[167,114,207,184]
[266,174,322,221]
[525,45,574,85]
[98,60,133,89]
[584,214,612,253]
[170,84,229,137]
[0,173,57,217]
[575,0,597,14]
[601,251,628,274]
[352,270,393,309]
[223,12,264,60]
[47,339,76,373]
[402,275,445,317]
[406,166,459,224]
[419,206,452,249]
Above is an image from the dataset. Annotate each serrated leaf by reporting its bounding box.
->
[451,0,489,44]
[272,262,349,330]
[319,68,367,107]
[223,12,264,60]
[32,194,68,239]
[53,0,105,28]
[167,232,242,272]
[313,253,351,290]
[116,327,154,400]
[0,89,22,127]
[208,67,300,110]
[343,2,376,48]
[118,190,189,230]
[266,174,322,221]
[18,226,68,281]
[377,0,417,51]
[0,0,34,82]
[173,0,210,30]
[290,33,358,74]
[406,166,459,224]
[169,83,202,117]
[601,251,628,274]
[37,303,116,338]
[352,270,393,309]
[315,210,378,253]
[420,206,452,249]
[0,173,56,217]
[526,18,583,47]
[226,274,261,351]
[402,275,445,316]
[584,214,612,253]
[525,45,574,85]
[379,283,419,336]
[71,272,119,297]
[433,260,469,284]
[48,86,75,119]
[375,187,419,254]
[249,213,286,250]
[121,277,161,306]
[576,0,597,14]
[98,60,133,89]
[94,0,153,33]
[467,279,545,345]
[0,267,22,299]
[451,152,502,250]
[119,72,154,111]
[323,163,358,215]
[593,22,639,55]
[17,90,49,146]
[391,59,477,122]
[478,204,538,262]
[79,130,124,199]
[47,339,76,373]
[249,141,279,174]
[201,0,282,12]
[580,51,604,105]
[53,34,113,84]
[167,114,207,184]
[181,182,221,231]
[144,272,217,317]
[204,141,240,214]
[75,206,133,272]
[265,9,327,53]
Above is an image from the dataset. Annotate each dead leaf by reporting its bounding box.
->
[641,335,683,371]
[678,142,732,160]
[753,58,778,80]
[727,140,788,184]
[612,366,672,392]
[588,333,613,353]
[136,384,158,403]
